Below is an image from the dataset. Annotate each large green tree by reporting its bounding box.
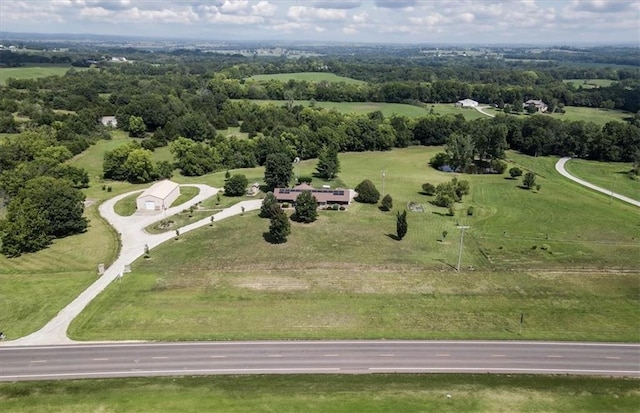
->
[445,133,475,171]
[293,190,318,223]
[224,174,248,196]
[315,144,340,180]
[1,176,87,256]
[268,205,290,244]
[123,148,157,183]
[264,152,293,191]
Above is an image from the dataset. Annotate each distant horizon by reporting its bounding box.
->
[0,1,638,46]
[1,30,638,49]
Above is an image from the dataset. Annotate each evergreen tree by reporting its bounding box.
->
[268,205,290,244]
[396,210,408,240]
[260,191,279,218]
[293,190,318,223]
[315,144,340,180]
[354,179,381,204]
[264,152,293,191]
[380,194,393,211]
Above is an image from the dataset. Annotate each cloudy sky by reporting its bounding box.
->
[1,0,638,44]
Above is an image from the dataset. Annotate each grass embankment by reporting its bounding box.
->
[564,159,639,202]
[113,192,139,216]
[248,72,365,85]
[70,148,639,342]
[1,375,638,413]
[0,205,118,339]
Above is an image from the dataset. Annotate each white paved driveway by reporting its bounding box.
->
[6,184,262,346]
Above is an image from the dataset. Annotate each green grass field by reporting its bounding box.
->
[238,99,486,119]
[247,72,365,85]
[113,192,140,216]
[548,106,630,124]
[1,375,637,413]
[563,78,616,88]
[564,159,639,201]
[0,205,119,340]
[0,65,86,85]
[69,147,639,342]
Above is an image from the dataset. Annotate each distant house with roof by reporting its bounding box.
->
[100,116,118,127]
[136,180,180,211]
[274,183,353,205]
[455,99,478,108]
[525,99,548,113]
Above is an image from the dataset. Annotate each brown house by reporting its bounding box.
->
[274,183,352,205]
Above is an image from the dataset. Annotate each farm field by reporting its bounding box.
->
[548,106,630,124]
[1,375,638,413]
[564,159,639,202]
[247,72,365,85]
[563,78,616,88]
[237,99,486,119]
[0,65,87,85]
[70,147,639,342]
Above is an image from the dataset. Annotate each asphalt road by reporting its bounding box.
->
[1,341,638,381]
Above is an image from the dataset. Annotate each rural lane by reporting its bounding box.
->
[5,185,262,346]
[555,157,640,207]
[1,341,638,381]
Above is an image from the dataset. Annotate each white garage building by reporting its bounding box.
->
[136,180,180,212]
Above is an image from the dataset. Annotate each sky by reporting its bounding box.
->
[1,0,639,44]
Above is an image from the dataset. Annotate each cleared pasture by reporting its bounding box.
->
[247,72,365,85]
[70,147,639,342]
[0,65,86,85]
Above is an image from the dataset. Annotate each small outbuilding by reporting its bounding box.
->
[456,99,478,108]
[100,116,118,127]
[136,180,180,212]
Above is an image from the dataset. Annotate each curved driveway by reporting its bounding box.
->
[6,185,262,346]
[556,157,640,207]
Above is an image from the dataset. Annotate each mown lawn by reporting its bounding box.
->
[563,78,616,88]
[113,192,139,216]
[247,72,365,85]
[70,147,639,342]
[564,158,639,202]
[548,106,630,124]
[0,65,88,85]
[1,375,638,413]
[236,99,487,119]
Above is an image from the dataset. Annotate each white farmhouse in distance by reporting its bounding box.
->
[456,98,479,108]
[100,116,118,127]
[136,180,180,212]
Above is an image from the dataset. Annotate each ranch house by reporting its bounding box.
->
[136,180,180,212]
[274,183,353,205]
[455,99,478,108]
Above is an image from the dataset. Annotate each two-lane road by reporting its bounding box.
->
[2,341,638,381]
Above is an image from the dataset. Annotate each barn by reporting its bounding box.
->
[136,180,180,212]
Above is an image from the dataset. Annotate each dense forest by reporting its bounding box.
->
[1,45,639,255]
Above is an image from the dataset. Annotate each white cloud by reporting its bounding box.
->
[252,1,276,17]
[220,0,248,14]
[288,6,347,21]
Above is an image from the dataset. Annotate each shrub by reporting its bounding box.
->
[293,190,318,223]
[491,159,507,174]
[429,152,451,169]
[467,206,474,216]
[298,176,313,184]
[354,179,381,204]
[509,167,523,179]
[224,174,249,196]
[421,183,436,196]
[339,206,346,211]
[380,194,393,211]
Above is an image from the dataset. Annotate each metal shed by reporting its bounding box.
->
[136,180,180,212]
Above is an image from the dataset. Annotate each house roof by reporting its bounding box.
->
[457,98,478,106]
[137,180,179,200]
[525,99,547,107]
[274,184,351,204]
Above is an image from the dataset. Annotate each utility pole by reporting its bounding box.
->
[456,225,470,272]
[609,175,618,205]
[381,170,386,195]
